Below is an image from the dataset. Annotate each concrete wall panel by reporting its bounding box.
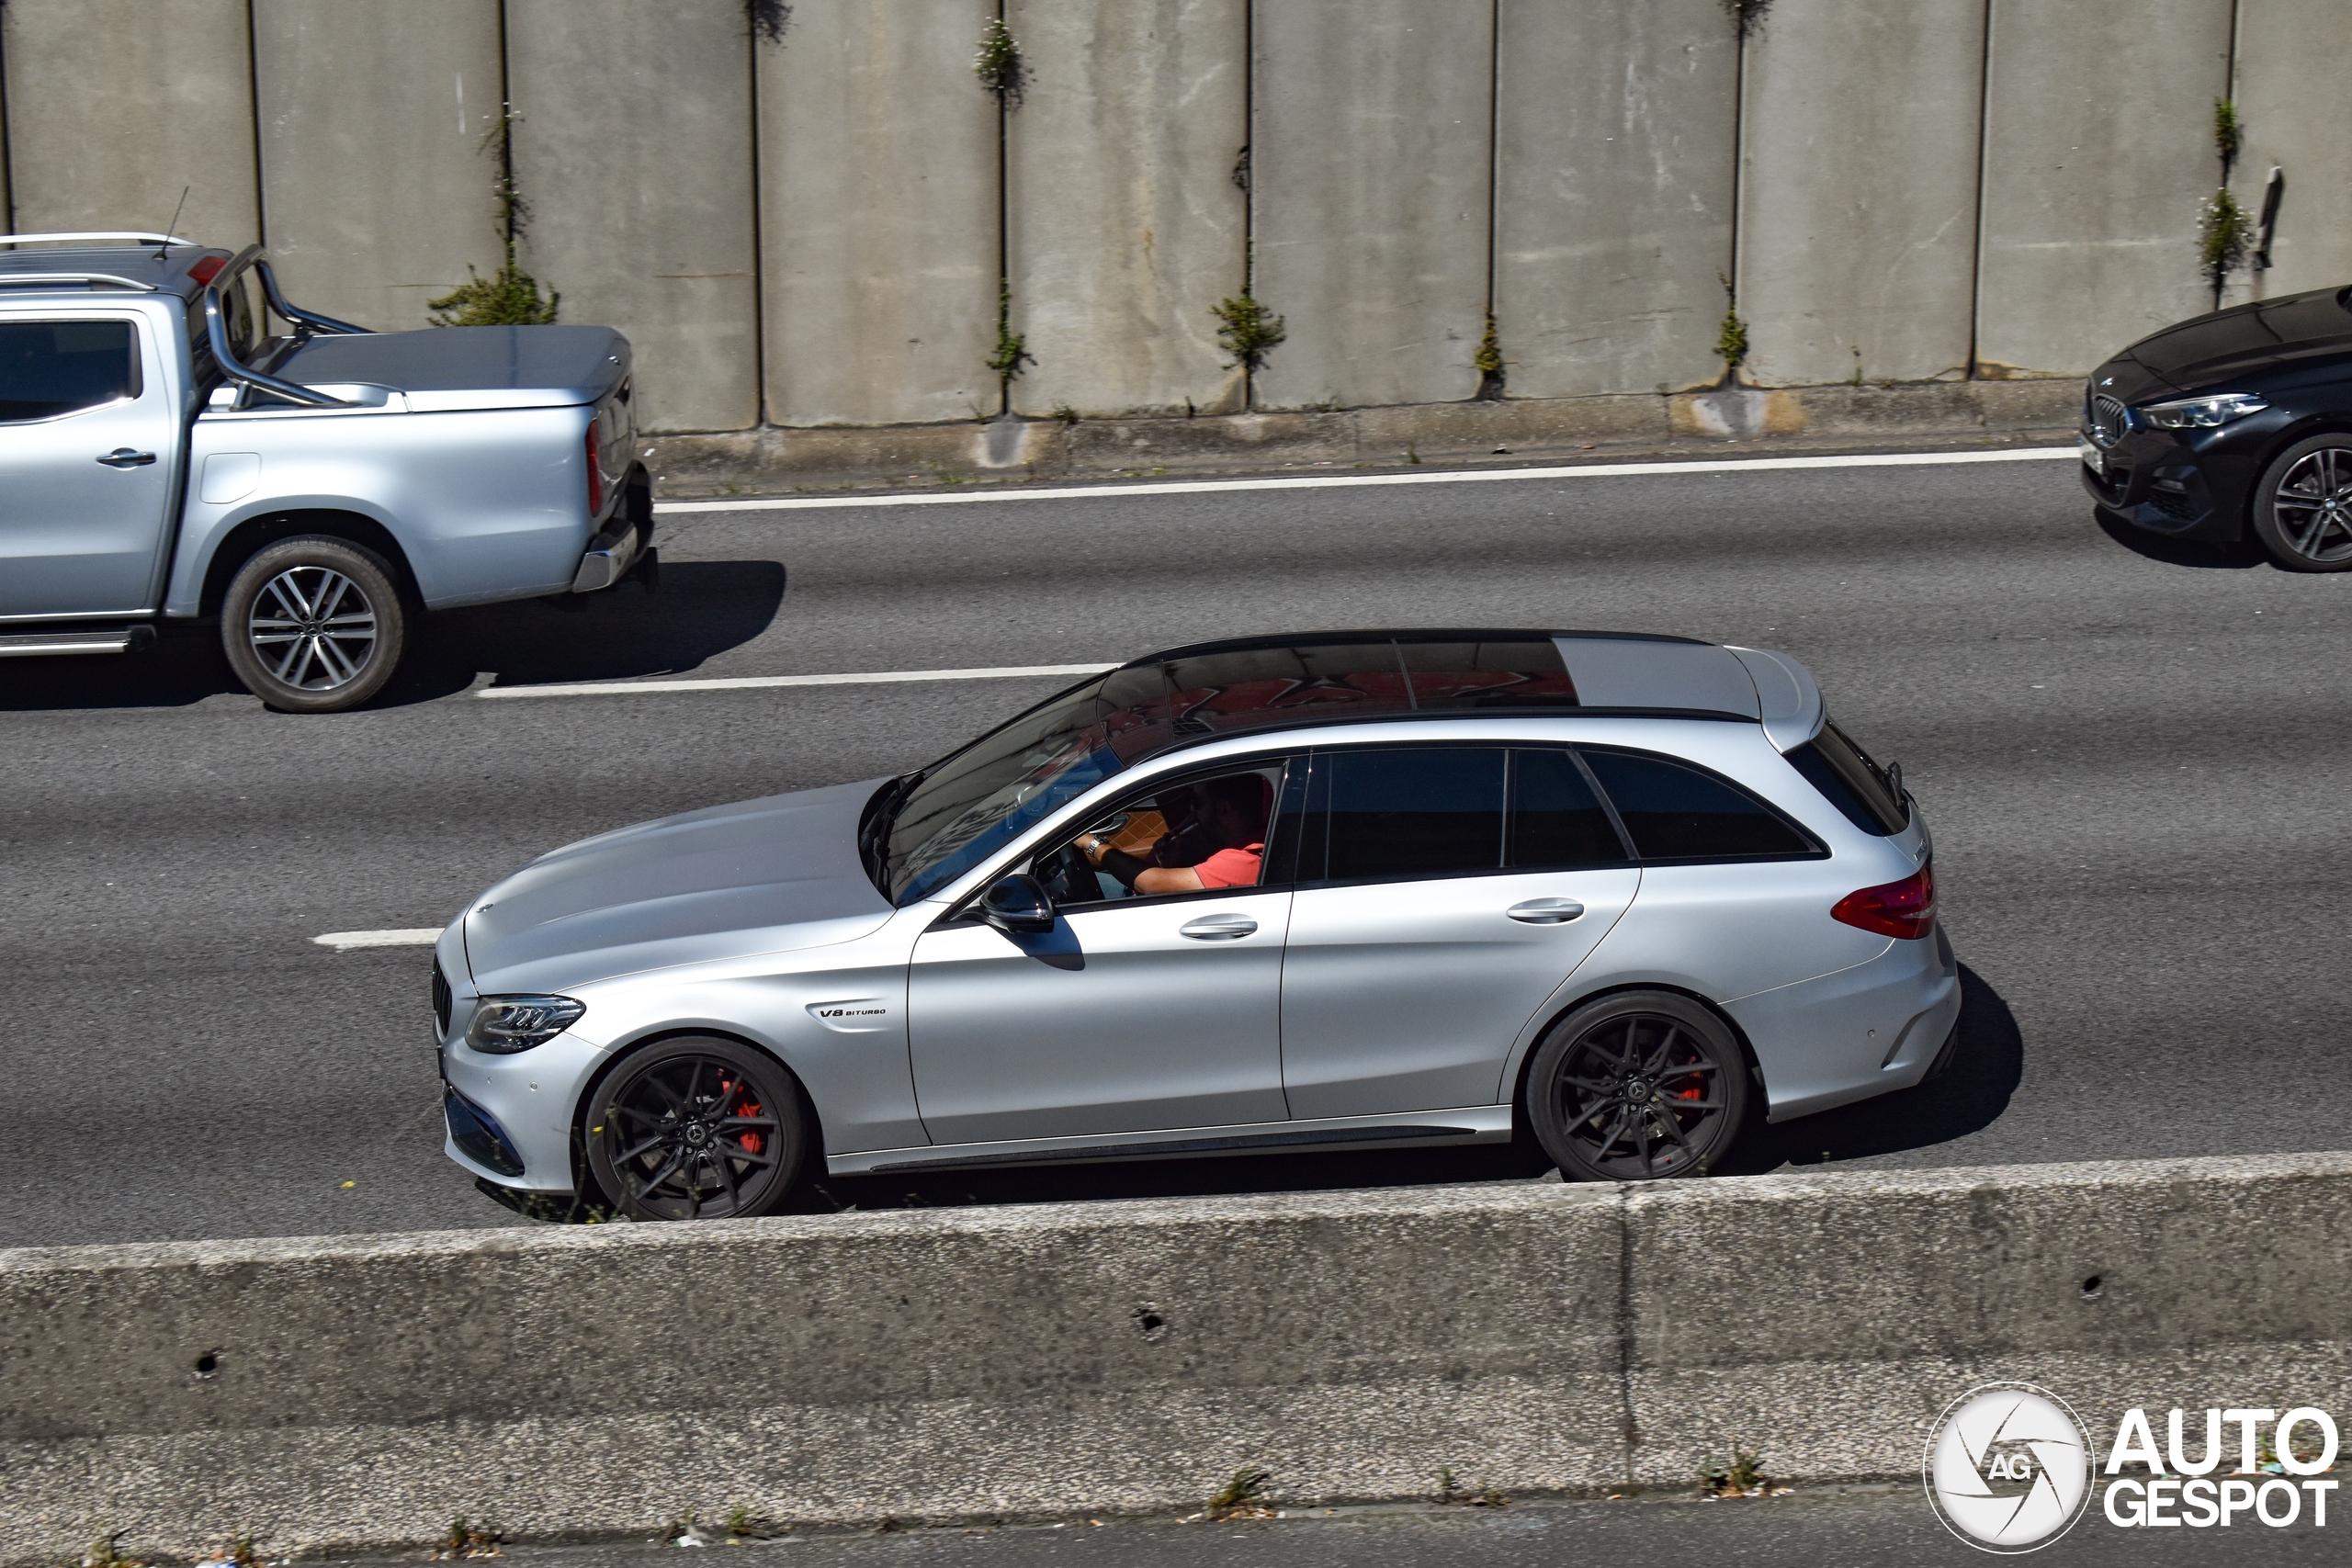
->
[1006,0,1248,418]
[1736,0,1984,388]
[1251,0,1495,411]
[253,1,505,333]
[0,0,258,248]
[1974,2,2233,378]
[507,0,760,434]
[2233,0,2352,302]
[762,1,999,428]
[1494,0,1736,400]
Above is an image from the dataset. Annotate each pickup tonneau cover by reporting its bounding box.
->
[277,324,628,412]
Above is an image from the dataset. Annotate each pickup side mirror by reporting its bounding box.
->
[978,874,1056,934]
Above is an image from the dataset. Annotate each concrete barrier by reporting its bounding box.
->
[251,0,506,332]
[2231,1,2352,302]
[1493,0,1736,400]
[1736,0,1985,388]
[1973,1,2232,378]
[7,1151,2346,1559]
[0,0,260,248]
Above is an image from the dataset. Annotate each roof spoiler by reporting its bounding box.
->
[1725,647,1826,752]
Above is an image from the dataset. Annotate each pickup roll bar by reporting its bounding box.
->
[202,286,351,409]
[254,259,368,337]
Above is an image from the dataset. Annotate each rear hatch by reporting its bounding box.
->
[273,324,627,412]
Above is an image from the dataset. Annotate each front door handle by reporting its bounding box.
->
[97,448,158,468]
[1507,897,1586,924]
[1179,913,1258,941]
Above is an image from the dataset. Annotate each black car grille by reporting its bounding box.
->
[431,958,453,1040]
[2086,392,2131,447]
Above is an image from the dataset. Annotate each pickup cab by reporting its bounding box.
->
[0,231,653,711]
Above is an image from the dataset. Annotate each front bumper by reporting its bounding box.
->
[2078,407,2280,545]
[439,1029,606,1192]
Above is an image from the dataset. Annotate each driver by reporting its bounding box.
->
[1074,773,1268,895]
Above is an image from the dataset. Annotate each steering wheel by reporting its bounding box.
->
[1035,841,1098,905]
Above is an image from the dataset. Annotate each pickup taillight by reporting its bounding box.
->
[584,418,605,516]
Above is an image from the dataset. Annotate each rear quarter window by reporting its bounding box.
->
[1577,748,1819,862]
[1784,720,1908,835]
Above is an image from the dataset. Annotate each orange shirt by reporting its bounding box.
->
[1194,841,1265,889]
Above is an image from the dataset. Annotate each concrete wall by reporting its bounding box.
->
[760,0,1000,428]
[1250,0,1496,412]
[1494,0,1737,400]
[2233,0,2352,301]
[0,0,259,249]
[507,0,761,434]
[1736,0,1986,387]
[1974,1,2233,378]
[1007,0,1248,419]
[251,1,506,332]
[3,1153,2349,1556]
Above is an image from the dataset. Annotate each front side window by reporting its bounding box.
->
[1317,746,1507,881]
[1577,748,1817,862]
[1034,764,1284,907]
[0,320,140,422]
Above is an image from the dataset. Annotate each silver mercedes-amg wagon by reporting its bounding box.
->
[435,630,1955,1220]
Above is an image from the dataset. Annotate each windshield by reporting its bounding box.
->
[885,666,1173,903]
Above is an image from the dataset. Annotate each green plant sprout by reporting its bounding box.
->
[430,102,558,326]
[974,17,1027,109]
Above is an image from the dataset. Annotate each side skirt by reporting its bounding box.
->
[830,1104,1514,1178]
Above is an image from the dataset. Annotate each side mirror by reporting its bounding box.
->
[978,874,1056,934]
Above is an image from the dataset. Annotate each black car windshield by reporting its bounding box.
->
[885,667,1171,903]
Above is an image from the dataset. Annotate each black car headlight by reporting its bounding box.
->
[466,994,585,1054]
[2140,391,2267,429]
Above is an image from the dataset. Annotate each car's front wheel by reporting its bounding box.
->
[585,1035,808,1220]
[220,535,407,711]
[1525,991,1752,1181]
[2250,434,2352,570]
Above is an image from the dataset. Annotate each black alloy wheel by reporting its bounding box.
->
[220,535,408,710]
[1525,992,1751,1181]
[2251,434,2352,571]
[585,1036,807,1220]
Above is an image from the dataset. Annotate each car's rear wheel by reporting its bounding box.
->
[220,536,407,710]
[585,1035,808,1220]
[2250,435,2352,570]
[1525,991,1751,1181]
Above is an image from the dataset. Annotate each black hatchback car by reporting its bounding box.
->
[2081,284,2352,570]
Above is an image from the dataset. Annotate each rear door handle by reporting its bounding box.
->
[1507,897,1586,924]
[97,449,157,468]
[1179,913,1258,941]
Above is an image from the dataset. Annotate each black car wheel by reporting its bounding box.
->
[1525,991,1752,1181]
[220,535,407,710]
[585,1035,808,1220]
[2251,434,2352,571]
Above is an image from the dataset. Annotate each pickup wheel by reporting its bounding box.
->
[220,536,406,712]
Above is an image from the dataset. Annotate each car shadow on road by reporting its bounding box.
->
[2093,506,2263,570]
[1715,962,2024,1176]
[0,561,786,712]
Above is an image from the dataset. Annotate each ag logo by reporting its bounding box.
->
[1925,1383,2092,1552]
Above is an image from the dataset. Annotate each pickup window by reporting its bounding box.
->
[0,321,141,421]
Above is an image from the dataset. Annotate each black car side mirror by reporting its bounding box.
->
[978,874,1056,934]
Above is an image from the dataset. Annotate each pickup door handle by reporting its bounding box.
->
[1179,913,1258,941]
[1507,897,1586,924]
[96,449,157,468]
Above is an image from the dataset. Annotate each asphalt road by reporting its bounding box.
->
[315,1485,2338,1568]
[6,447,2347,1248]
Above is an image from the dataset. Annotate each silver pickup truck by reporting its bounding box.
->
[0,231,652,711]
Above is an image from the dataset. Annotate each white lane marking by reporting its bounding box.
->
[476,661,1117,701]
[314,928,442,950]
[653,445,2079,514]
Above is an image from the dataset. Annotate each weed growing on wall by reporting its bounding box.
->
[2212,97,2243,179]
[986,276,1033,398]
[746,0,791,45]
[1713,275,1749,383]
[1474,310,1505,398]
[2199,98,2248,308]
[974,17,1028,109]
[1212,291,1287,374]
[431,101,559,326]
[1722,0,1773,39]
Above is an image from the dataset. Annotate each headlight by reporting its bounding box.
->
[2139,391,2267,429]
[466,994,585,1054]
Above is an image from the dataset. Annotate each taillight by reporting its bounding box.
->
[584,419,605,515]
[187,255,227,286]
[1832,862,1935,940]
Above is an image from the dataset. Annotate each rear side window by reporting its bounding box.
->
[1319,747,1505,880]
[1507,749,1630,869]
[1784,721,1909,835]
[1578,748,1817,862]
[0,321,140,421]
